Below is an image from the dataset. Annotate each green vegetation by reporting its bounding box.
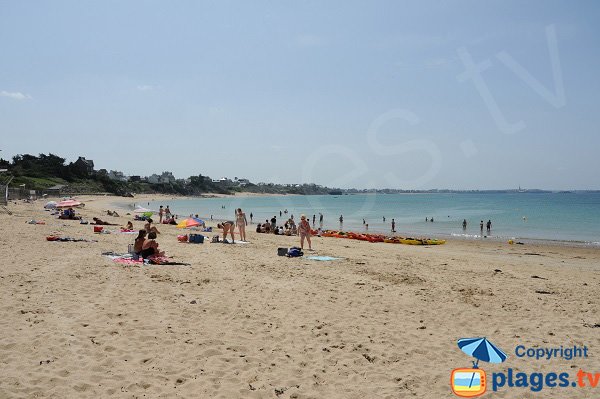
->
[0,153,337,196]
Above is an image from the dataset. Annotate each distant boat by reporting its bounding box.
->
[517,186,527,193]
[329,190,343,196]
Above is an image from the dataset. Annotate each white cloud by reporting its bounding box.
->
[136,85,155,91]
[0,91,31,100]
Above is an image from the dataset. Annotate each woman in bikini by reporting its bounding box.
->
[236,208,248,242]
[217,221,236,243]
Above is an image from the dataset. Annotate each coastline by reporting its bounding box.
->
[1,195,599,398]
[95,194,600,248]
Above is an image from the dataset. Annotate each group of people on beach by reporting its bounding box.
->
[461,219,493,234]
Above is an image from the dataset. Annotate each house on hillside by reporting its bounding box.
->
[147,174,160,184]
[74,157,94,176]
[147,172,176,184]
[159,171,175,183]
[234,178,250,186]
[108,170,128,182]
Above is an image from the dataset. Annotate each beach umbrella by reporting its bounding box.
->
[44,201,57,209]
[176,217,204,228]
[56,199,83,208]
[458,337,508,364]
[458,337,508,388]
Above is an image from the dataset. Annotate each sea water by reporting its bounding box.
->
[140,192,600,245]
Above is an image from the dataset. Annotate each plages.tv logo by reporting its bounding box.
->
[451,337,508,397]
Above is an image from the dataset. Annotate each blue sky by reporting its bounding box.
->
[1,0,599,189]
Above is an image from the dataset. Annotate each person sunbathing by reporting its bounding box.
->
[144,218,160,234]
[92,217,118,226]
[58,208,80,220]
[141,231,165,259]
[133,230,147,259]
[123,221,134,230]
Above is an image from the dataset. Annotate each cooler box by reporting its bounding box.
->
[189,234,204,244]
[277,247,288,256]
[93,226,103,233]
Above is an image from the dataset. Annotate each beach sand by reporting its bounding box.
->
[1,195,599,398]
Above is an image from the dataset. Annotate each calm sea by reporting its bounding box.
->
[138,192,600,245]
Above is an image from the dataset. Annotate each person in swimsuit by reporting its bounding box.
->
[141,231,164,259]
[144,218,160,235]
[217,221,236,243]
[133,230,147,259]
[92,217,118,225]
[236,208,248,241]
[299,215,312,250]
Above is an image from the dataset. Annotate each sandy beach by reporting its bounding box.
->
[1,195,599,398]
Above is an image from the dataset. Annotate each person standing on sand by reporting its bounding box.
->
[319,213,323,228]
[391,219,396,233]
[158,205,164,223]
[236,208,248,241]
[271,216,277,232]
[299,215,312,250]
[250,212,253,224]
[313,214,316,225]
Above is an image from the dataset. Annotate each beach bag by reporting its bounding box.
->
[277,247,288,256]
[287,247,303,257]
[93,226,103,233]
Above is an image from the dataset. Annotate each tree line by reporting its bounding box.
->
[0,153,336,196]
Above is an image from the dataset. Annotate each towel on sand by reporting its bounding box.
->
[306,256,343,261]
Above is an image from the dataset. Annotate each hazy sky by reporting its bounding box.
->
[1,1,599,189]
